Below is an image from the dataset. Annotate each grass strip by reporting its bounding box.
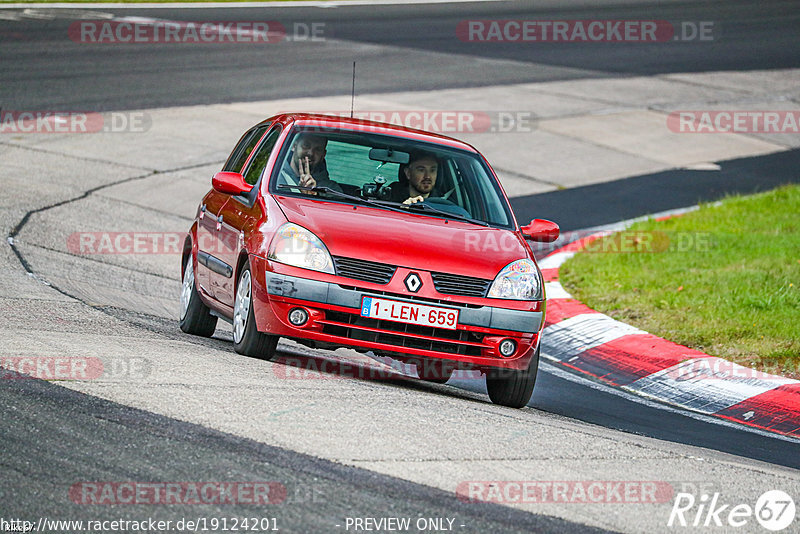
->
[560,184,800,379]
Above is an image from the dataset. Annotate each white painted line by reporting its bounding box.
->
[20,8,55,19]
[538,251,575,270]
[540,313,645,362]
[626,358,798,415]
[683,162,722,171]
[17,7,114,19]
[544,281,571,300]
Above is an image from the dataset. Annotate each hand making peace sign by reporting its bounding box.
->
[298,156,317,195]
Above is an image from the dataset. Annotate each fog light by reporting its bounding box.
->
[288,307,309,326]
[498,339,517,357]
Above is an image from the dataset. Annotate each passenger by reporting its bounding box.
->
[280,133,342,195]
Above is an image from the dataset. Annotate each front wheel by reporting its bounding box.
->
[416,359,455,384]
[233,262,278,360]
[486,346,540,408]
[179,255,218,337]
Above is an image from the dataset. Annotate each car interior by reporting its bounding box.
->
[269,129,513,228]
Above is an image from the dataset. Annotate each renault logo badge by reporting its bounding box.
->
[404,272,422,293]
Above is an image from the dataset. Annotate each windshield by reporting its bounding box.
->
[269,126,514,228]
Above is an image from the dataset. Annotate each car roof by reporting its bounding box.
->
[259,113,480,153]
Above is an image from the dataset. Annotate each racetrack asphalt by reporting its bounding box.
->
[2,376,609,534]
[1,0,799,111]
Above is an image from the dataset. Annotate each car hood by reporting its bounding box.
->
[275,196,531,280]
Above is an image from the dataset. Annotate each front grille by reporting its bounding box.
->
[332,257,492,297]
[333,256,396,285]
[431,272,492,298]
[321,311,484,357]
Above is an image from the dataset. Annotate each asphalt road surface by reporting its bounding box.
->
[1,0,799,110]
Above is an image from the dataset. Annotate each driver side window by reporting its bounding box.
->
[242,127,282,185]
[223,124,270,173]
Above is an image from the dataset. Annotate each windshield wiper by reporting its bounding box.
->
[276,185,411,216]
[276,185,490,226]
[402,201,489,227]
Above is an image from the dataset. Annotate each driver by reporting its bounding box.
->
[280,133,342,195]
[392,150,439,205]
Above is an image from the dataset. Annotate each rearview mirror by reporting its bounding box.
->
[369,148,409,164]
[521,219,560,242]
[212,172,253,195]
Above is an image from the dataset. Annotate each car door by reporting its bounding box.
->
[197,123,270,304]
[214,125,283,308]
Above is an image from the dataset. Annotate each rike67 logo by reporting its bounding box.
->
[668,490,795,531]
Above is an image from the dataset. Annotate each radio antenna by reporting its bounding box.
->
[350,61,356,118]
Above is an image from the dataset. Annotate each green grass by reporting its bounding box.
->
[559,184,800,379]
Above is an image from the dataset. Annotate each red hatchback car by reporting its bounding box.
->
[180,113,559,408]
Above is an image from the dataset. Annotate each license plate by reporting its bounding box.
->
[360,296,459,330]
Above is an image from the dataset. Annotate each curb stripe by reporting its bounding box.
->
[544,299,597,326]
[540,267,559,282]
[626,358,795,414]
[541,214,800,439]
[544,281,571,300]
[558,334,704,386]
[541,314,646,362]
[715,384,800,436]
[537,251,575,270]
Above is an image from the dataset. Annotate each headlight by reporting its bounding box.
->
[487,259,542,300]
[268,223,334,274]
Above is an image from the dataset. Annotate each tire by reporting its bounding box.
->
[233,262,278,360]
[486,346,540,408]
[180,255,218,337]
[416,359,455,384]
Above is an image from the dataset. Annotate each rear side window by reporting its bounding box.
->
[223,123,270,173]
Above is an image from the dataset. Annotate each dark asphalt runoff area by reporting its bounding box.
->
[2,0,800,531]
[1,376,609,533]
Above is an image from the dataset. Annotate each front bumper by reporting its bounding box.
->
[255,271,543,371]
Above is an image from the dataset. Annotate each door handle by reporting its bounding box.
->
[216,214,223,231]
[199,204,206,219]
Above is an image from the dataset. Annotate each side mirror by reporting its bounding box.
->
[212,171,253,195]
[520,219,560,242]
